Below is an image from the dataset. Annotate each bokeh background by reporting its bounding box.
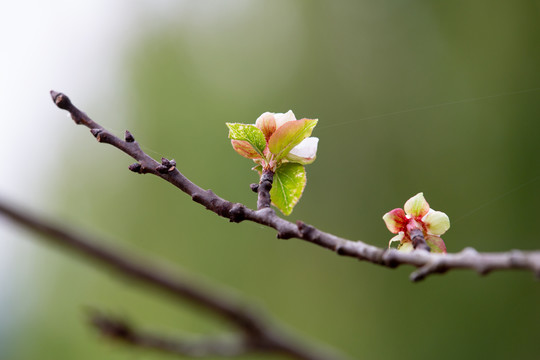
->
[1,1,539,359]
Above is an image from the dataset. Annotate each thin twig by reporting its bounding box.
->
[409,228,430,252]
[0,198,341,360]
[49,90,540,282]
[90,312,257,357]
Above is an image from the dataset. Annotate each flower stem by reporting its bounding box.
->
[409,228,431,252]
[257,169,274,210]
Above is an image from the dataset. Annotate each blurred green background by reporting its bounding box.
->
[1,1,540,359]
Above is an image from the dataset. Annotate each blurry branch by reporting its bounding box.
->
[0,198,339,360]
[90,312,265,357]
[48,91,540,282]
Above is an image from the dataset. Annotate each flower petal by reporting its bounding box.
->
[255,112,277,140]
[397,241,414,252]
[388,232,404,248]
[404,192,430,218]
[425,235,447,253]
[274,110,296,129]
[285,137,319,165]
[383,208,408,234]
[422,209,450,235]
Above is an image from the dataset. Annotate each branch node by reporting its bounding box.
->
[124,130,135,143]
[90,128,103,139]
[250,183,259,193]
[156,164,169,174]
[276,231,294,240]
[296,221,315,239]
[476,264,492,276]
[410,257,447,282]
[158,158,177,173]
[255,207,274,217]
[335,245,347,255]
[191,192,203,204]
[228,203,246,223]
[509,250,524,266]
[128,163,142,174]
[382,249,400,268]
[460,247,479,256]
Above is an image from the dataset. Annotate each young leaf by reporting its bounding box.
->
[226,123,266,157]
[268,119,317,161]
[231,140,262,159]
[271,162,306,215]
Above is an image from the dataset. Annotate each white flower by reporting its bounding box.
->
[273,110,296,128]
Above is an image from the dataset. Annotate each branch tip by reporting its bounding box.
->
[50,90,72,110]
[90,312,136,343]
[409,271,425,282]
[128,163,142,173]
[250,183,259,193]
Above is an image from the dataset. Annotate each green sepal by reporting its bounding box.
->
[270,162,306,216]
[268,119,317,161]
[226,123,266,158]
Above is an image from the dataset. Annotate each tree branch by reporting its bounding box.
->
[90,312,261,357]
[0,198,340,360]
[48,90,540,282]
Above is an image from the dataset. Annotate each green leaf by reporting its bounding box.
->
[268,119,317,161]
[270,163,306,215]
[226,123,266,157]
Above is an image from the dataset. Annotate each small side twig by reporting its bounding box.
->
[90,312,258,357]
